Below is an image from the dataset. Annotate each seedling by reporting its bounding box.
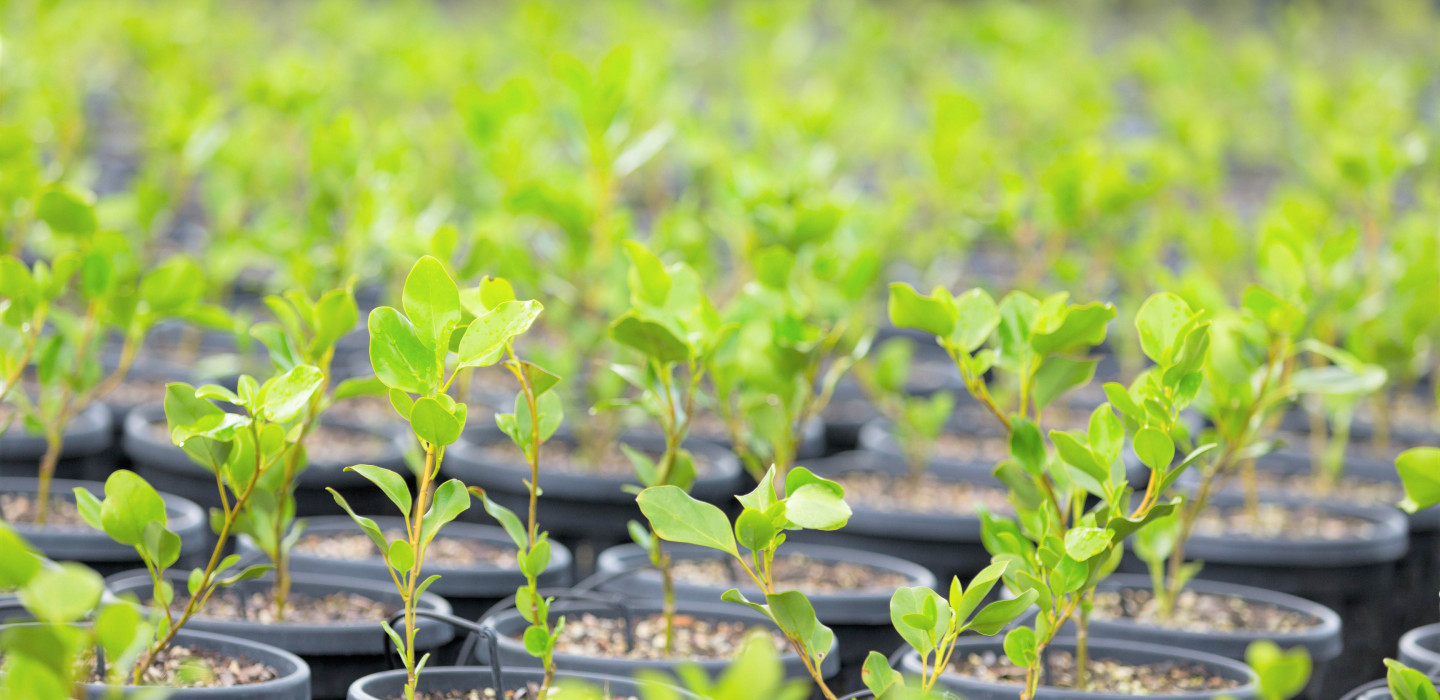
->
[237,283,373,621]
[889,285,1216,698]
[851,339,956,480]
[0,217,221,524]
[329,256,554,699]
[637,465,852,700]
[708,240,875,484]
[601,241,735,651]
[1386,660,1440,700]
[636,631,812,700]
[0,523,148,697]
[861,561,1038,699]
[75,361,322,682]
[1246,640,1312,700]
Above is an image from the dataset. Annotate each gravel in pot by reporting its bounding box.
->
[0,403,114,482]
[106,570,454,700]
[123,404,410,516]
[347,666,699,700]
[1012,574,1341,699]
[591,541,935,689]
[901,637,1258,700]
[445,426,742,563]
[785,450,1007,584]
[478,599,839,682]
[238,515,574,620]
[1,622,311,700]
[1121,493,1406,695]
[1,476,206,576]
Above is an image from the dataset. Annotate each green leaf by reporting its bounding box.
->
[19,563,103,623]
[862,651,904,699]
[346,465,412,515]
[523,625,551,657]
[513,390,563,445]
[1247,641,1311,700]
[1031,357,1098,413]
[890,586,948,655]
[948,289,1000,353]
[403,256,462,347]
[474,488,528,549]
[1030,302,1115,355]
[94,600,142,663]
[753,246,794,290]
[784,482,852,531]
[259,364,324,423]
[1009,419,1046,476]
[1050,431,1107,484]
[1134,427,1176,471]
[637,485,738,556]
[369,306,440,395]
[327,488,390,553]
[954,560,1009,622]
[608,314,689,364]
[99,470,167,546]
[888,283,956,338]
[389,540,415,572]
[216,564,273,587]
[968,589,1039,635]
[410,396,463,446]
[36,183,97,236]
[458,299,543,368]
[0,524,41,588]
[767,590,833,660]
[1386,660,1440,700]
[1397,448,1440,513]
[734,508,777,552]
[623,240,672,305]
[334,375,387,401]
[419,480,472,546]
[1063,527,1112,561]
[139,256,205,315]
[1003,626,1037,668]
[1135,293,1192,364]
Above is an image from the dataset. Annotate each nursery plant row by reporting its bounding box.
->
[2,246,1437,700]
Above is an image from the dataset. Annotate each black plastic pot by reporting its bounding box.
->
[590,541,935,689]
[1,476,207,576]
[0,404,115,481]
[347,666,699,699]
[237,515,575,621]
[1121,494,1407,695]
[100,359,196,442]
[1400,623,1440,674]
[479,599,840,682]
[1340,679,1392,700]
[785,450,1000,584]
[0,622,310,700]
[445,426,743,561]
[900,637,1258,700]
[124,404,410,517]
[1247,444,1440,635]
[107,570,454,700]
[1013,574,1341,699]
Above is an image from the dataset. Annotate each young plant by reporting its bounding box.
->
[0,523,147,697]
[1,223,219,523]
[1148,285,1385,619]
[329,256,551,699]
[889,286,1214,698]
[851,339,956,480]
[1246,641,1312,700]
[239,283,371,621]
[605,241,734,651]
[709,241,875,484]
[1386,660,1440,700]
[636,466,852,700]
[861,561,1038,700]
[635,631,812,700]
[74,364,322,683]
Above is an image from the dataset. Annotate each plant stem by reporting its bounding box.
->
[1075,594,1091,691]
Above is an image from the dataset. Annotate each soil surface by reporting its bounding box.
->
[106,376,171,408]
[833,470,1012,516]
[1093,588,1320,633]
[328,394,405,428]
[933,432,1010,464]
[544,612,786,660]
[170,589,395,624]
[951,649,1242,694]
[669,553,910,593]
[477,441,709,478]
[0,493,92,528]
[294,529,516,568]
[1242,470,1402,507]
[92,644,278,688]
[411,687,636,700]
[1193,503,1374,540]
